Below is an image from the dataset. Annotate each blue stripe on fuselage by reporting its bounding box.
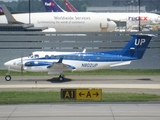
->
[29,52,137,62]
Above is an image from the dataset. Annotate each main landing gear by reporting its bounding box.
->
[58,73,64,82]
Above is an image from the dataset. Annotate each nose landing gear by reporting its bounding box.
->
[5,68,11,81]
[5,75,11,81]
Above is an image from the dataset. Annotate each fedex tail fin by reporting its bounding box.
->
[64,0,78,12]
[0,6,3,13]
[121,34,155,59]
[1,5,23,24]
[42,0,66,12]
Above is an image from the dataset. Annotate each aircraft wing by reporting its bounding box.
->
[47,58,76,74]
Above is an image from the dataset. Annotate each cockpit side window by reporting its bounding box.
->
[29,54,33,58]
[35,54,39,58]
[51,55,54,58]
[45,55,49,59]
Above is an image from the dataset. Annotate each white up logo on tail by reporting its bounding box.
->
[135,39,146,46]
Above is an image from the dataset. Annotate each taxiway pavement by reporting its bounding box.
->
[0,103,160,120]
[0,75,160,94]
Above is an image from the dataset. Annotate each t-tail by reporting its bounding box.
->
[64,0,78,12]
[121,34,155,59]
[42,0,65,12]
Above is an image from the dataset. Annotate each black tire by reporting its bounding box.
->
[58,76,64,82]
[5,75,11,81]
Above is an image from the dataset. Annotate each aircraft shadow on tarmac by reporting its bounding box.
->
[9,77,152,83]
[13,77,72,83]
[137,78,152,81]
[47,77,72,83]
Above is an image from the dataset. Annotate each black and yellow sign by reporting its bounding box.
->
[76,89,101,100]
[61,89,102,100]
[61,89,76,100]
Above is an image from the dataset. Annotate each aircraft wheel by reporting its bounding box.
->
[58,75,64,82]
[5,75,11,81]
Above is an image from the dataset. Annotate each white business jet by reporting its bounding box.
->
[4,34,155,81]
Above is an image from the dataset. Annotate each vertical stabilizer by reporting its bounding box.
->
[0,6,3,13]
[64,0,78,12]
[121,34,155,59]
[1,5,23,24]
[42,0,65,12]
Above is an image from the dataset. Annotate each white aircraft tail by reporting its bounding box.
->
[1,5,23,24]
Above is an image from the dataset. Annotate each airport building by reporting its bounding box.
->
[87,6,146,13]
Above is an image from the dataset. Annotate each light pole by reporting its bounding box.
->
[138,0,141,31]
[29,0,31,24]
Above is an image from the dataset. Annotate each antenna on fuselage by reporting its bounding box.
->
[82,48,86,53]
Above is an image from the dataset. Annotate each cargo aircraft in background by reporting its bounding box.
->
[4,34,155,81]
[42,0,65,12]
[43,0,160,30]
[64,0,78,12]
[0,5,116,32]
[0,6,3,13]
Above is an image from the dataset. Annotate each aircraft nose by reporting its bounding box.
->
[4,61,13,67]
[107,21,117,32]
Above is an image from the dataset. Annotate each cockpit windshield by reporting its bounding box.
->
[28,54,33,58]
[28,54,39,58]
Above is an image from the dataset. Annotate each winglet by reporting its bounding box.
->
[1,5,23,24]
[57,58,63,63]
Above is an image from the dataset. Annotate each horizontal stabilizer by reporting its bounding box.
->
[110,61,131,67]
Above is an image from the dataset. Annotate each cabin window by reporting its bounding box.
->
[96,56,100,60]
[34,61,38,64]
[78,56,81,60]
[45,55,49,59]
[60,55,64,58]
[56,55,60,59]
[51,55,54,58]
[72,55,76,59]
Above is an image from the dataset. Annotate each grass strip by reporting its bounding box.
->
[0,91,160,104]
[0,69,160,76]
